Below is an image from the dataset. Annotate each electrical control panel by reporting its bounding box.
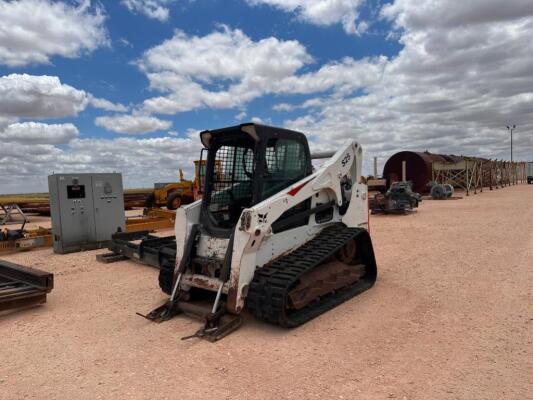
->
[48,173,125,254]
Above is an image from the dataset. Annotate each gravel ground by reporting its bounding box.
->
[1,185,532,400]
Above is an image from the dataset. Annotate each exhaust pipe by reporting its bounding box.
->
[311,151,335,159]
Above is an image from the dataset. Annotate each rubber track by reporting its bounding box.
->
[247,223,377,328]
[159,259,175,295]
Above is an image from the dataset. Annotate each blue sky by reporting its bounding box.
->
[0,0,399,141]
[1,0,532,193]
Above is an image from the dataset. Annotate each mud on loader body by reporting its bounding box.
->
[140,123,377,341]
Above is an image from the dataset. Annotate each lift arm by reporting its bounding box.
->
[238,140,362,238]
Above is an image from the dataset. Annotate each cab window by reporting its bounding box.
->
[262,138,308,200]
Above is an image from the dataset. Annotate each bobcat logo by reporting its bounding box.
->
[257,213,268,224]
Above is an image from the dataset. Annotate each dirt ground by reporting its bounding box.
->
[1,185,532,400]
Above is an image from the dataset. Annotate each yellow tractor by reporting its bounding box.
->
[145,160,216,210]
[145,169,195,210]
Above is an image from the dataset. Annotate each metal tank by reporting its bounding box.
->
[382,151,449,193]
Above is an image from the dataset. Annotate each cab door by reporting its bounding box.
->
[92,174,125,242]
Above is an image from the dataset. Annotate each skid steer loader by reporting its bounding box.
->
[139,123,377,341]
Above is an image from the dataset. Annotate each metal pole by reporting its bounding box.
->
[402,161,406,182]
[211,283,224,313]
[373,157,378,178]
[466,163,469,196]
[489,160,493,190]
[480,161,483,192]
[507,124,516,163]
[170,273,183,302]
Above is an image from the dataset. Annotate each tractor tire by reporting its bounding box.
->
[144,192,155,208]
[166,192,183,210]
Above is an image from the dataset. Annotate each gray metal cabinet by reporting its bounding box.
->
[48,173,125,254]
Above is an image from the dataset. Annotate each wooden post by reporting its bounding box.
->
[402,161,406,182]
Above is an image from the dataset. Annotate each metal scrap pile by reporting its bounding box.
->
[429,182,454,200]
[371,181,422,214]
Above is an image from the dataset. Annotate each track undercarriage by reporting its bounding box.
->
[247,224,376,328]
[138,223,376,341]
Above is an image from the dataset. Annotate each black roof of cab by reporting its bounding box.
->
[199,123,308,149]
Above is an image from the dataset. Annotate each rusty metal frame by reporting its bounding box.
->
[0,204,28,225]
[0,260,54,312]
[103,230,176,268]
[0,209,175,256]
[125,209,176,233]
[432,157,484,196]
[433,158,526,195]
[125,217,174,233]
[0,227,52,255]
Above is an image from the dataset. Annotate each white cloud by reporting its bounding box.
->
[3,1,533,193]
[139,27,380,114]
[95,114,172,134]
[272,103,295,112]
[274,56,386,95]
[137,26,313,113]
[382,0,533,29]
[282,0,533,168]
[246,0,367,35]
[89,95,129,112]
[0,74,88,119]
[118,37,133,47]
[0,142,61,158]
[0,0,108,67]
[235,111,247,121]
[0,135,203,193]
[140,27,312,83]
[250,116,272,125]
[184,128,200,140]
[1,122,79,144]
[121,0,177,21]
[0,116,16,131]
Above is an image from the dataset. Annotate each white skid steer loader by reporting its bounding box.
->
[140,123,377,341]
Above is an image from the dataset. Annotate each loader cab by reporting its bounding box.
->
[199,123,312,238]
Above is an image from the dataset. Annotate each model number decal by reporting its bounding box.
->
[341,153,351,167]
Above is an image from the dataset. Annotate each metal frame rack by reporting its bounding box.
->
[97,230,176,267]
[432,157,484,196]
[0,204,28,225]
[432,159,527,195]
[0,260,54,312]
